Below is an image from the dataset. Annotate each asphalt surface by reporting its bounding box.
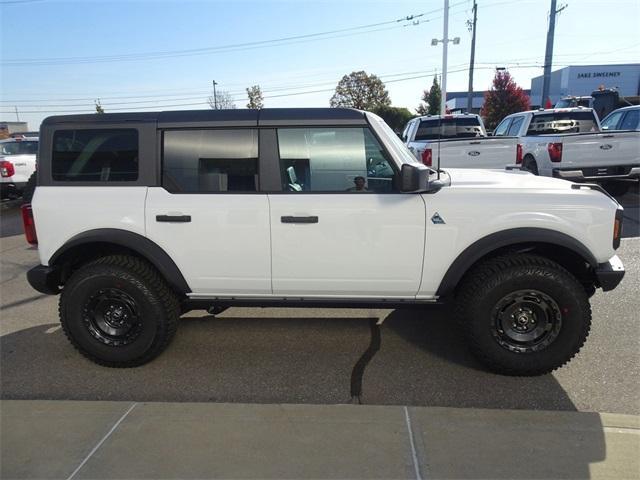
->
[1,188,639,414]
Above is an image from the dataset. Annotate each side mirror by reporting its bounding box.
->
[399,163,429,193]
[487,131,493,136]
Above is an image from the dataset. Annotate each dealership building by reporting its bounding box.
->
[529,63,640,106]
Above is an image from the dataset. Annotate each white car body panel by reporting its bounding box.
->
[33,187,147,266]
[145,187,271,295]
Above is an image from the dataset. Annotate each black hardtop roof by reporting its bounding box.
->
[41,108,365,126]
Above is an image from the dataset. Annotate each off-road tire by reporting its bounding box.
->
[454,253,591,376]
[21,171,37,204]
[600,180,630,198]
[59,255,180,367]
[523,156,539,175]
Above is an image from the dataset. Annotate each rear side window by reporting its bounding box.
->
[620,109,639,130]
[0,140,38,156]
[415,117,483,140]
[162,129,258,193]
[506,116,524,136]
[52,129,138,182]
[527,111,598,135]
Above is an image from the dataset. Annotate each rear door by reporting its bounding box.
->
[145,128,271,296]
[268,125,426,298]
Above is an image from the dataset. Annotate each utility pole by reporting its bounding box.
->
[212,80,218,110]
[431,0,459,114]
[541,1,568,106]
[14,106,20,122]
[466,0,478,113]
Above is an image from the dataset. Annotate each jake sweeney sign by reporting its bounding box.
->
[577,71,621,79]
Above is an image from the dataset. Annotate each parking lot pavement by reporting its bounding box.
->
[1,196,639,414]
[2,400,639,480]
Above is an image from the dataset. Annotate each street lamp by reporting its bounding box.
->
[431,0,460,114]
[212,80,218,110]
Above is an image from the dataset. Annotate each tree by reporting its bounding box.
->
[416,76,441,115]
[371,105,414,133]
[246,85,264,109]
[330,71,391,110]
[94,100,105,114]
[481,70,530,130]
[208,90,236,109]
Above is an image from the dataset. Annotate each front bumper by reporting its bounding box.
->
[595,255,625,292]
[554,166,640,182]
[27,265,60,295]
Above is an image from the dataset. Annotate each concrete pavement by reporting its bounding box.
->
[2,400,639,479]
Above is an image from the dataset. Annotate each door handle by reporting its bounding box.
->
[281,216,318,224]
[156,215,191,222]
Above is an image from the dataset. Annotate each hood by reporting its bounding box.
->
[443,168,574,190]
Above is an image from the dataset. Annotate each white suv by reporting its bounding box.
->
[24,108,625,375]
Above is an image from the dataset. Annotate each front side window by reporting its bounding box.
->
[0,140,38,156]
[493,118,512,136]
[277,127,395,193]
[162,129,258,193]
[601,111,624,130]
[527,111,598,135]
[52,129,138,182]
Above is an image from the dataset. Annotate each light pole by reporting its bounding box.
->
[431,0,460,114]
[212,80,218,110]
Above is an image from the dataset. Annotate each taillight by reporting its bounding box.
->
[547,142,563,162]
[0,160,15,177]
[21,204,38,245]
[516,144,523,164]
[421,148,433,166]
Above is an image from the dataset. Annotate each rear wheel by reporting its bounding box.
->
[455,254,591,376]
[600,180,630,197]
[523,156,539,175]
[59,255,180,367]
[21,171,37,204]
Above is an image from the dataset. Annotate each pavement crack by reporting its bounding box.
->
[350,318,381,404]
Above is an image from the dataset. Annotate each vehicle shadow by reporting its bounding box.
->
[617,184,639,238]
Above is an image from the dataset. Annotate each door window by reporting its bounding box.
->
[493,118,512,136]
[506,116,524,136]
[601,111,624,130]
[619,110,639,130]
[277,127,396,193]
[162,129,258,193]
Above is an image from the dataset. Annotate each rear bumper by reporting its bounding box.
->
[553,166,640,182]
[26,265,60,295]
[595,255,625,292]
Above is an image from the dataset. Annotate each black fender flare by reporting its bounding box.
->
[435,227,598,297]
[49,228,191,295]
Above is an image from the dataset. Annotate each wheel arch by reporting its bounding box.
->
[49,228,191,296]
[436,228,598,298]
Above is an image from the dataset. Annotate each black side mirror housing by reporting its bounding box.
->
[399,163,429,193]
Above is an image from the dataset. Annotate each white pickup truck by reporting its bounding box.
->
[495,108,640,195]
[402,113,518,169]
[0,135,38,199]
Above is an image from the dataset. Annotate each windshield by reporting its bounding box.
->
[366,113,420,165]
[527,111,598,135]
[0,140,38,156]
[415,117,484,140]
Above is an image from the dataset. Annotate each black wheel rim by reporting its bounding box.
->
[82,288,142,346]
[491,289,562,353]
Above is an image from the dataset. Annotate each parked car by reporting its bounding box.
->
[0,135,38,199]
[496,107,640,195]
[600,105,640,132]
[402,113,518,169]
[24,108,625,376]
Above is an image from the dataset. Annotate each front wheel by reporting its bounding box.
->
[59,255,180,367]
[455,254,591,376]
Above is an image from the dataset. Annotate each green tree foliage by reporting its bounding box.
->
[94,100,105,114]
[372,105,414,133]
[208,90,236,109]
[330,71,391,110]
[246,85,264,109]
[481,70,530,130]
[416,76,441,115]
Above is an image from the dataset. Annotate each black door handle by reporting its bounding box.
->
[281,216,318,224]
[156,215,191,222]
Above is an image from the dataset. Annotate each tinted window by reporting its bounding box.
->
[52,129,138,182]
[601,111,624,130]
[163,129,258,193]
[277,127,395,193]
[620,110,639,130]
[507,116,524,136]
[415,117,483,140]
[527,111,598,135]
[493,118,512,136]
[0,140,38,156]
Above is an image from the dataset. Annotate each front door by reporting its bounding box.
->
[268,126,426,298]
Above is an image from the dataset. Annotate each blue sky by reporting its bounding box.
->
[1,0,639,129]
